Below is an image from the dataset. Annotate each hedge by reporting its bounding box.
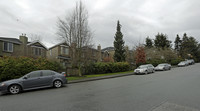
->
[83,62,131,75]
[146,58,184,66]
[170,58,184,65]
[0,56,62,82]
[146,59,166,66]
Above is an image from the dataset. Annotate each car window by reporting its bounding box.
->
[158,64,165,66]
[139,65,148,69]
[27,71,41,78]
[42,70,54,76]
[148,65,153,67]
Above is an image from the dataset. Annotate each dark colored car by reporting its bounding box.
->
[0,70,67,94]
[155,63,171,71]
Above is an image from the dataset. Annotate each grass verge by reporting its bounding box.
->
[67,70,134,81]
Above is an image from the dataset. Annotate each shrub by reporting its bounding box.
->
[83,62,130,75]
[146,59,166,66]
[0,56,62,82]
[170,58,184,65]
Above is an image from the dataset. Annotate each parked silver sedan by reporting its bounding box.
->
[178,61,189,67]
[186,59,195,65]
[134,64,155,74]
[155,63,171,71]
[0,70,67,94]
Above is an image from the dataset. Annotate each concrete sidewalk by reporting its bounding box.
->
[68,72,134,84]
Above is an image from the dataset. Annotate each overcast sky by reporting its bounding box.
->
[0,0,200,49]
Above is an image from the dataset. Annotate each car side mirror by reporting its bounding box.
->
[23,76,28,79]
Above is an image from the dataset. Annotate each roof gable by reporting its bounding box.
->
[0,37,22,44]
[27,40,47,49]
[102,47,115,52]
[48,42,69,50]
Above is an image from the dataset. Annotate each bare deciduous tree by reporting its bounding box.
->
[29,34,42,42]
[57,1,93,76]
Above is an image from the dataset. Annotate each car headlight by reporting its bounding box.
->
[0,83,5,86]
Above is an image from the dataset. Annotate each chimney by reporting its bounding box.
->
[19,33,28,44]
[97,44,101,51]
[19,33,28,56]
[97,44,102,62]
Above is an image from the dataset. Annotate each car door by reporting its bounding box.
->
[147,66,151,73]
[40,70,55,86]
[22,71,43,89]
[166,64,169,70]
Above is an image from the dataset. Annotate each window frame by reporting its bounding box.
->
[34,48,42,56]
[3,42,13,52]
[27,71,42,78]
[41,70,55,77]
[50,49,52,56]
[61,46,69,55]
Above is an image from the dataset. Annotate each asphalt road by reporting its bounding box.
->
[1,64,200,111]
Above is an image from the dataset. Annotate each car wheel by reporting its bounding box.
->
[54,80,62,88]
[9,85,21,94]
[152,69,155,73]
[145,71,148,75]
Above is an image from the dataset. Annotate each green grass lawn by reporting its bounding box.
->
[67,70,134,81]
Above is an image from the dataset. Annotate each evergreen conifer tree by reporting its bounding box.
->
[174,34,182,54]
[145,37,153,48]
[113,20,126,62]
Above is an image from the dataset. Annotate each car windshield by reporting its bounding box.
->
[138,65,148,69]
[158,64,166,66]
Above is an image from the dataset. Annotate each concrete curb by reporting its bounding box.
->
[68,72,134,84]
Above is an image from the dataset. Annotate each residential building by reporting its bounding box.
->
[0,34,47,58]
[101,47,115,62]
[47,43,103,67]
[47,42,70,67]
[0,37,22,57]
[101,46,134,63]
[82,45,102,63]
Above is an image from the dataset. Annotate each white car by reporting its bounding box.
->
[178,61,188,67]
[186,59,195,65]
[134,64,155,75]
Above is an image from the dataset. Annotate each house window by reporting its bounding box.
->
[50,50,52,56]
[61,47,69,55]
[34,48,42,56]
[3,42,13,52]
[92,51,96,57]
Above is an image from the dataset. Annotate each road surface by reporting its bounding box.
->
[1,64,200,111]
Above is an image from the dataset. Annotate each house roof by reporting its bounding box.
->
[48,42,69,50]
[0,37,22,44]
[27,40,47,49]
[102,47,115,52]
[82,46,98,51]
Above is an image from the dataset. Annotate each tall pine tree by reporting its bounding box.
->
[145,36,153,48]
[180,33,199,59]
[113,20,126,62]
[174,34,182,54]
[154,33,171,49]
